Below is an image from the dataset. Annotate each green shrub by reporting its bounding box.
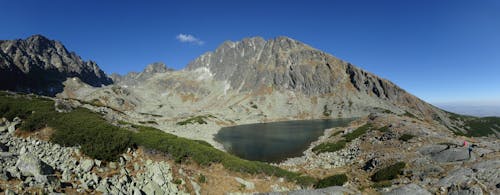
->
[371,162,406,182]
[20,112,48,131]
[343,124,372,142]
[402,111,417,119]
[312,140,347,154]
[399,134,415,141]
[176,115,210,125]
[377,126,389,132]
[371,180,392,188]
[50,108,132,161]
[198,174,207,183]
[323,105,331,117]
[315,174,348,188]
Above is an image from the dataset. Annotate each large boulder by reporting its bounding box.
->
[419,145,470,162]
[16,153,54,177]
[383,184,432,195]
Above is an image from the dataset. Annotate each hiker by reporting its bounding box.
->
[463,140,473,159]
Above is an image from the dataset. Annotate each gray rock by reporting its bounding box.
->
[133,187,143,195]
[7,120,19,134]
[431,148,470,162]
[54,99,74,113]
[234,177,255,190]
[80,159,94,172]
[448,185,483,195]
[383,184,432,195]
[4,189,16,195]
[0,143,8,152]
[261,186,356,195]
[16,153,54,177]
[142,182,163,195]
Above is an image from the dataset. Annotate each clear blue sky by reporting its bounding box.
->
[1,0,499,103]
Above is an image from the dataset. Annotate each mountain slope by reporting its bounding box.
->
[62,36,489,137]
[0,35,112,96]
[186,37,450,122]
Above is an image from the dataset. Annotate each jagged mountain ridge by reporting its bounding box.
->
[110,62,173,87]
[0,35,112,96]
[185,36,449,124]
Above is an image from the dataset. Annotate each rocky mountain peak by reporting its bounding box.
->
[143,62,171,74]
[0,35,112,96]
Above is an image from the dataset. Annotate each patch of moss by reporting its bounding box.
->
[371,180,392,188]
[377,125,389,132]
[343,123,372,142]
[315,174,347,188]
[399,134,415,141]
[312,140,347,154]
[371,162,406,182]
[176,115,212,125]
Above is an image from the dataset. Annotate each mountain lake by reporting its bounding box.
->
[214,118,355,163]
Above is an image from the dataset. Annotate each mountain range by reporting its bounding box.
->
[0,35,489,136]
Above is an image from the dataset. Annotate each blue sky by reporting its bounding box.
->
[1,0,499,103]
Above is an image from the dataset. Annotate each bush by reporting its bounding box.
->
[377,126,389,132]
[315,174,348,188]
[399,134,415,141]
[176,115,210,125]
[371,180,392,188]
[50,108,132,161]
[343,124,372,142]
[371,162,406,182]
[20,112,48,131]
[312,140,347,154]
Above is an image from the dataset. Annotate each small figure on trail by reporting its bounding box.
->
[463,140,473,159]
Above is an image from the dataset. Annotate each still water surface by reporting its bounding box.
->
[215,118,354,163]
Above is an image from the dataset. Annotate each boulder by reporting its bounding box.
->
[448,185,483,195]
[7,120,20,134]
[383,184,432,195]
[80,159,94,172]
[234,177,255,190]
[431,148,470,162]
[0,143,8,152]
[54,99,74,113]
[16,153,54,177]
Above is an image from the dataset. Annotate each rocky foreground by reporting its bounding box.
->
[0,117,184,194]
[277,114,500,194]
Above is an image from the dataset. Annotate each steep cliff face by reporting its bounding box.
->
[0,35,112,96]
[184,36,448,121]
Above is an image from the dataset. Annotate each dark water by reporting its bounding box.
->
[214,118,354,163]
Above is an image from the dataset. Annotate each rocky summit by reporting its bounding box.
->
[0,35,112,96]
[0,35,499,194]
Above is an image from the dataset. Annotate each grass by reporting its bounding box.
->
[343,124,372,142]
[315,174,347,188]
[312,140,347,154]
[313,123,373,154]
[176,115,216,125]
[402,111,417,119]
[377,125,389,132]
[399,134,415,141]
[371,162,406,182]
[371,180,392,188]
[0,92,316,186]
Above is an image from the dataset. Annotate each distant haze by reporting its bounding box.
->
[435,101,500,117]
